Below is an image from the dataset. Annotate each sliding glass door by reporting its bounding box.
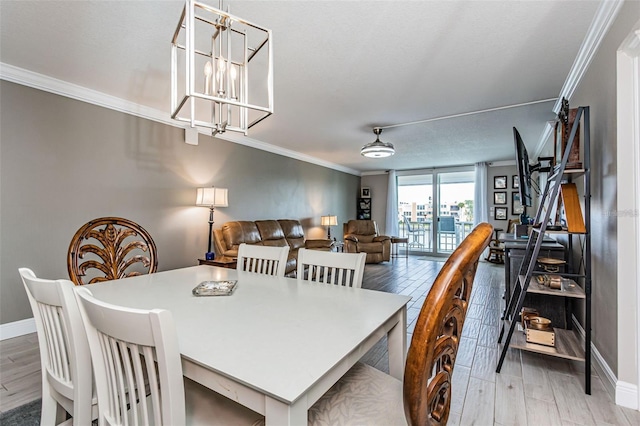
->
[398,167,475,256]
[398,174,434,252]
[436,170,475,254]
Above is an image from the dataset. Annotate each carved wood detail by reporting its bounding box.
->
[403,222,492,425]
[67,217,158,286]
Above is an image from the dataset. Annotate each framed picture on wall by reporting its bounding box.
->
[360,187,371,198]
[512,175,520,189]
[495,207,508,220]
[494,176,507,189]
[494,191,507,205]
[512,191,524,215]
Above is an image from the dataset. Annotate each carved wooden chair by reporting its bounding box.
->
[67,217,158,285]
[486,219,519,264]
[308,222,493,425]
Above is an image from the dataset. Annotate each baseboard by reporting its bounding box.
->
[615,381,639,409]
[572,316,617,401]
[0,318,36,341]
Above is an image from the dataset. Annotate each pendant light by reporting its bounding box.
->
[361,128,395,158]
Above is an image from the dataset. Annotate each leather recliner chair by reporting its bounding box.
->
[343,220,391,263]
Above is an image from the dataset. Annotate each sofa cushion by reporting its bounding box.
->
[222,221,263,252]
[357,242,384,254]
[345,220,378,236]
[278,220,306,251]
[255,220,288,247]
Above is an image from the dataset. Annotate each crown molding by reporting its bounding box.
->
[215,132,361,175]
[0,62,361,176]
[533,0,624,158]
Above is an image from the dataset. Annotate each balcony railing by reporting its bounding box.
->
[398,220,474,253]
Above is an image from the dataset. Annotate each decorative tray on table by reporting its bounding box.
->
[192,280,237,297]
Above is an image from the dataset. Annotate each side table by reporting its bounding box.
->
[390,237,408,261]
[198,257,237,269]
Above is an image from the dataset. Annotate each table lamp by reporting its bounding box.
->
[321,215,338,240]
[196,187,228,259]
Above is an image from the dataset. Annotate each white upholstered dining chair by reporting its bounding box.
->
[74,286,264,426]
[308,222,493,425]
[19,268,97,425]
[237,243,290,277]
[297,248,367,288]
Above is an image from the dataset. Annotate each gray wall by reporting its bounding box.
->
[0,81,359,325]
[538,3,640,376]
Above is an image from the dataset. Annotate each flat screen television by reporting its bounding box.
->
[513,127,533,207]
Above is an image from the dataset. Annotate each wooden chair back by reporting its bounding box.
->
[75,286,186,425]
[19,268,96,425]
[297,248,366,288]
[403,222,493,425]
[67,217,158,285]
[237,243,290,277]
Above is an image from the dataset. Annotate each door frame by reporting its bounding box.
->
[616,22,640,410]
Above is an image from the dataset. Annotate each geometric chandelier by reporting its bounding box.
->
[171,0,273,136]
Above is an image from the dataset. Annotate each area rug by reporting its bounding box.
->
[0,399,41,426]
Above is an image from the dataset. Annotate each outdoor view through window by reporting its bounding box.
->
[398,170,474,254]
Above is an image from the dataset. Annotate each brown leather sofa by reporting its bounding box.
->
[343,220,391,263]
[213,219,333,276]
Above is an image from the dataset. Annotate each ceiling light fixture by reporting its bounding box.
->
[361,128,395,158]
[171,0,273,136]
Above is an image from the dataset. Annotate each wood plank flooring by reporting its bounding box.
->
[1,257,639,425]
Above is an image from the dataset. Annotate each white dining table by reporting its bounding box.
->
[86,265,411,425]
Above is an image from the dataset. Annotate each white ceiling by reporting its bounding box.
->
[0,1,603,175]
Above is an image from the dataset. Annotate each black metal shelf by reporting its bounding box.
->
[497,106,592,394]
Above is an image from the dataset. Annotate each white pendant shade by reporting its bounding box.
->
[361,128,395,158]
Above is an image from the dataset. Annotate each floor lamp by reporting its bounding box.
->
[196,187,228,259]
[321,215,338,240]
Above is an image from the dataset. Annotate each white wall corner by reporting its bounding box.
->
[616,381,639,410]
[0,318,36,341]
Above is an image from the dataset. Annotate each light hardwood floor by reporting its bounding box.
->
[1,257,639,425]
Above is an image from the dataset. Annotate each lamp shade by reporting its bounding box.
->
[196,187,228,207]
[321,215,338,226]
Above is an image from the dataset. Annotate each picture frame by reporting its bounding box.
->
[512,175,519,189]
[512,191,524,215]
[494,191,507,205]
[494,176,507,189]
[495,207,508,220]
[360,187,371,198]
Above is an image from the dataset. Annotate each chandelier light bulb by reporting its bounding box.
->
[204,61,213,95]
[217,55,226,95]
[230,65,237,99]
